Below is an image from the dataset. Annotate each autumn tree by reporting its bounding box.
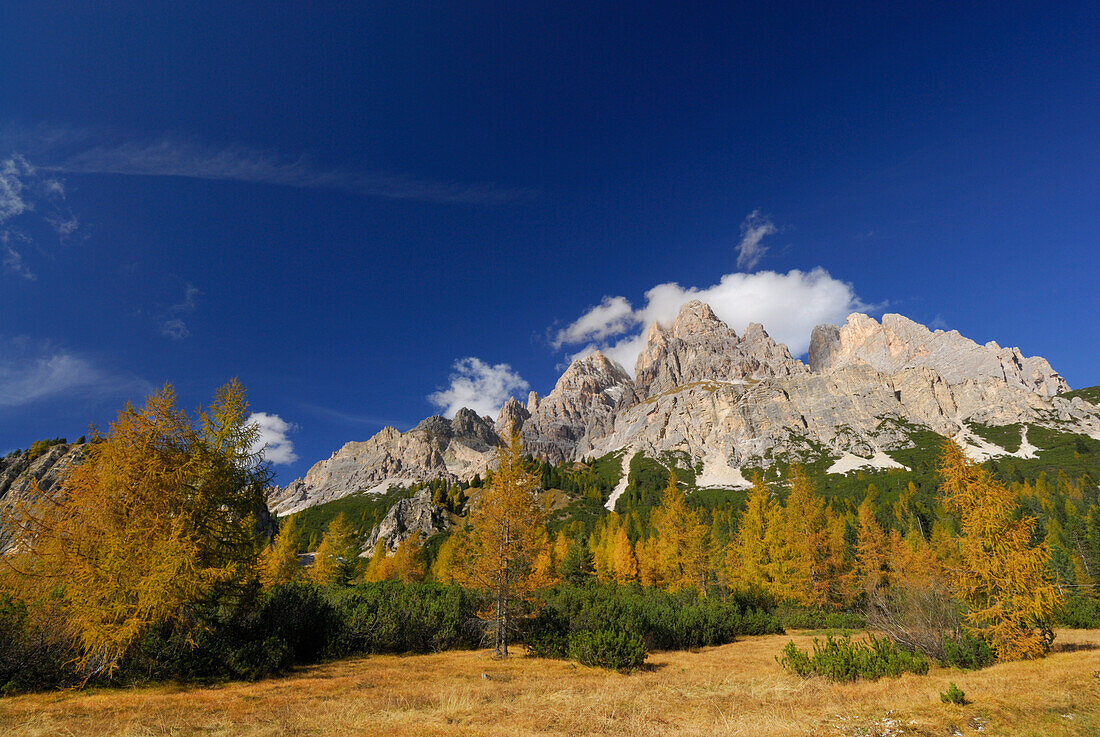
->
[939,440,1062,659]
[309,514,362,586]
[453,431,548,657]
[651,472,712,594]
[4,381,271,676]
[389,531,425,583]
[261,515,302,587]
[727,476,777,591]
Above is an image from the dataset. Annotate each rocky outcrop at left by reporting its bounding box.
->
[0,442,87,553]
[267,408,500,515]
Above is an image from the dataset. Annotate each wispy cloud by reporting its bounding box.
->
[0,339,149,408]
[158,281,201,340]
[0,153,79,279]
[159,319,190,340]
[735,209,777,271]
[248,412,299,465]
[8,129,534,205]
[428,357,529,419]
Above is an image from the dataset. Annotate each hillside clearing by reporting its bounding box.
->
[2,630,1098,737]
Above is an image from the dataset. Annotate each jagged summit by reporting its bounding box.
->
[809,312,1068,396]
[635,299,807,398]
[265,302,1096,515]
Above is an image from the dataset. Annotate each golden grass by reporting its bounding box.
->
[2,630,1098,736]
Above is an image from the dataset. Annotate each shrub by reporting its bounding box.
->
[942,631,995,670]
[329,580,482,655]
[940,681,967,705]
[778,634,930,682]
[1056,596,1100,629]
[525,584,782,653]
[0,595,82,694]
[568,629,647,672]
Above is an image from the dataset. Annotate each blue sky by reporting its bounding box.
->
[2,2,1097,482]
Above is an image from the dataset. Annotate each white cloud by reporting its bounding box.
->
[556,268,867,374]
[159,319,190,340]
[0,155,32,221]
[552,295,638,348]
[248,412,299,465]
[428,357,529,419]
[735,209,777,271]
[0,341,148,407]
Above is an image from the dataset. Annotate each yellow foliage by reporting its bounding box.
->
[310,514,361,586]
[452,431,549,657]
[4,381,270,676]
[261,516,302,587]
[612,525,638,583]
[651,472,712,594]
[939,440,1062,659]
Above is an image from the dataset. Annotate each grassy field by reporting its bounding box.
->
[2,630,1098,737]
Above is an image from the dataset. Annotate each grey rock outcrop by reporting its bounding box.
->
[1,443,87,553]
[634,300,807,398]
[495,397,531,437]
[809,313,1068,396]
[362,490,450,553]
[267,410,500,515]
[520,350,639,463]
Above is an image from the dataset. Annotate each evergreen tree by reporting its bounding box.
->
[560,535,595,585]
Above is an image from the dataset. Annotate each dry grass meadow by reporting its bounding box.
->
[2,629,1098,737]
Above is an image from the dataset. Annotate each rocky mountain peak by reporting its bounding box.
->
[671,299,727,339]
[635,300,807,398]
[809,312,1069,396]
[495,397,531,437]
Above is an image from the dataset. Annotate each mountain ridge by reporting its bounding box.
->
[266,302,1094,516]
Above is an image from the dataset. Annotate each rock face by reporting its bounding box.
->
[270,303,1097,514]
[0,443,87,553]
[809,313,1068,396]
[520,350,640,464]
[362,489,450,554]
[267,409,500,515]
[634,300,807,398]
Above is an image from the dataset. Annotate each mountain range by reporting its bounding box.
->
[266,301,1099,516]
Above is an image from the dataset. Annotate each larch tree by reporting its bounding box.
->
[775,466,830,607]
[389,531,425,583]
[4,381,271,676]
[309,514,362,586]
[261,515,302,587]
[651,472,712,595]
[612,525,639,583]
[939,440,1062,659]
[727,476,776,591]
[453,431,548,658]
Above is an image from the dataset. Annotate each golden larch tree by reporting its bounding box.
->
[453,431,548,658]
[939,440,1061,659]
[309,514,361,586]
[261,515,302,587]
[5,381,271,676]
[651,472,712,594]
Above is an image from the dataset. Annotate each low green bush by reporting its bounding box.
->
[778,634,929,682]
[568,629,647,672]
[941,631,995,670]
[328,580,482,655]
[1056,596,1100,629]
[526,584,783,653]
[940,681,967,705]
